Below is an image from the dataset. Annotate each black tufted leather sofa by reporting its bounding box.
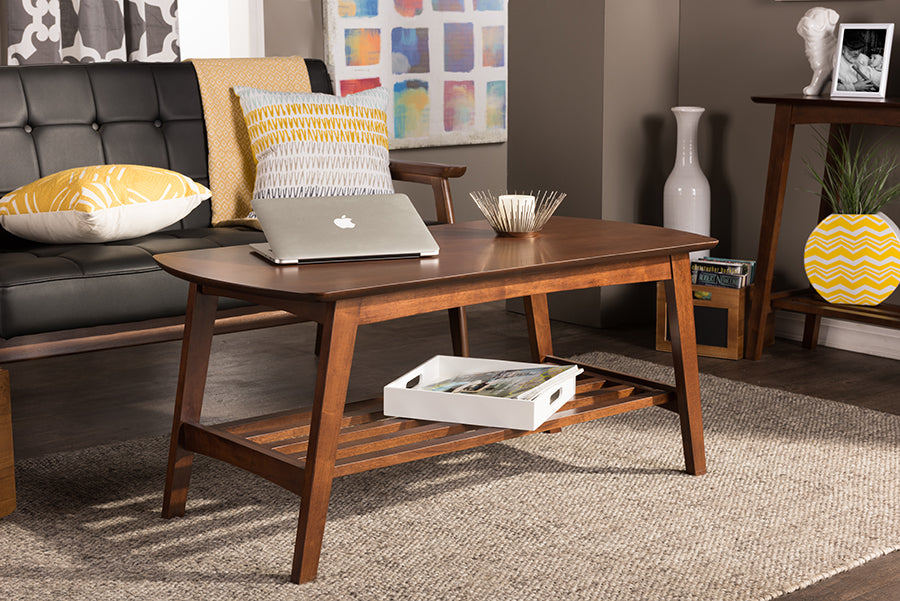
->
[0,60,465,362]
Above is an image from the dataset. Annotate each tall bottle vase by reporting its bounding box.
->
[663,106,711,260]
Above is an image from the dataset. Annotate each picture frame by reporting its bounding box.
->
[831,23,894,98]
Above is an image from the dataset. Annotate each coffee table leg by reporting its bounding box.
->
[448,307,469,357]
[524,293,553,361]
[0,369,14,518]
[748,104,794,360]
[291,299,360,584]
[664,255,707,476]
[162,285,218,518]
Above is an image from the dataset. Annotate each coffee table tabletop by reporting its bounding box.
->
[156,217,712,299]
[155,216,716,583]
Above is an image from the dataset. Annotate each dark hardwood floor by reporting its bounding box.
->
[3,301,898,599]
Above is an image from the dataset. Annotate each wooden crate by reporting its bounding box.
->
[0,369,14,517]
[656,283,750,360]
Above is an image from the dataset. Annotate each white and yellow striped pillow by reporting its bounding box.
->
[233,86,393,200]
[0,165,210,243]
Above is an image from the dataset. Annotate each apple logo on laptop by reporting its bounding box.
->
[334,215,356,229]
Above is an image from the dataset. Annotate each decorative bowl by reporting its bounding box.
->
[469,190,567,237]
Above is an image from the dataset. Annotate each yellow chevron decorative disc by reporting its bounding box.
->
[803,213,900,306]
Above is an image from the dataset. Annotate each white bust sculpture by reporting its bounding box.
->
[797,7,840,96]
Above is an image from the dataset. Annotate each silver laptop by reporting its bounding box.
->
[250,193,440,264]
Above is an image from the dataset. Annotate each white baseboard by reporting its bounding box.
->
[774,312,900,361]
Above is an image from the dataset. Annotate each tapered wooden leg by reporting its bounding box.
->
[314,323,324,356]
[448,307,469,357]
[291,299,361,584]
[0,369,15,518]
[664,255,706,476]
[802,314,821,349]
[748,104,795,360]
[523,294,553,362]
[162,285,218,518]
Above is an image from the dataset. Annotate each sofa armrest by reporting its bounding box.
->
[389,159,467,224]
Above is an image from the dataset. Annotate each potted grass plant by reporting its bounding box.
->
[803,127,900,305]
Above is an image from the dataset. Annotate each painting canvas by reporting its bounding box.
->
[325,0,508,149]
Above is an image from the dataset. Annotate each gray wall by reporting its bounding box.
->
[680,0,900,305]
[507,1,680,327]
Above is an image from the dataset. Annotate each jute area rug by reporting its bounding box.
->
[1,352,898,601]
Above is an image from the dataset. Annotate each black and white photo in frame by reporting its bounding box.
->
[831,23,894,98]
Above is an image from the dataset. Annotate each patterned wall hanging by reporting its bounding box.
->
[7,0,179,64]
[324,0,508,149]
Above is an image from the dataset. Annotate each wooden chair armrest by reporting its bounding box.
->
[389,159,467,224]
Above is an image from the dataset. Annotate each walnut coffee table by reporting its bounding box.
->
[155,216,716,583]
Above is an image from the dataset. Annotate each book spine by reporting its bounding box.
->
[691,261,748,276]
[697,258,757,283]
[694,271,747,288]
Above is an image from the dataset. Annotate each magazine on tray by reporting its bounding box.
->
[416,365,581,400]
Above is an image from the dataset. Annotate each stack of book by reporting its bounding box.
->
[691,257,757,289]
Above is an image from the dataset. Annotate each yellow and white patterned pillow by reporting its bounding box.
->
[232,86,393,200]
[0,165,210,244]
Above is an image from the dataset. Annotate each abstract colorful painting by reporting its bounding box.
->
[391,27,430,73]
[444,23,474,72]
[444,81,475,132]
[325,0,508,148]
[344,28,381,66]
[339,0,379,17]
[395,80,431,138]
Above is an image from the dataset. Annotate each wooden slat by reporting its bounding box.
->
[330,421,472,460]
[242,406,387,444]
[552,355,674,395]
[573,377,612,393]
[333,427,510,477]
[222,398,383,438]
[181,422,306,495]
[262,417,421,454]
[540,391,671,428]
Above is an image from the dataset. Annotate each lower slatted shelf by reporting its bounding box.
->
[189,357,678,487]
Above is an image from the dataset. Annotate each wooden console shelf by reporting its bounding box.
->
[176,357,676,489]
[771,289,900,347]
[746,94,900,359]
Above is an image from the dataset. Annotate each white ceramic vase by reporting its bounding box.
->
[663,106,711,260]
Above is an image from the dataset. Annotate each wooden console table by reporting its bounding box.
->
[747,94,900,360]
[155,217,716,583]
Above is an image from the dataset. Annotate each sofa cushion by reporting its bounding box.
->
[0,226,266,339]
[233,86,393,200]
[0,165,210,244]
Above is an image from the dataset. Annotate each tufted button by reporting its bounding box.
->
[91,122,100,131]
[23,124,32,133]
[154,120,162,128]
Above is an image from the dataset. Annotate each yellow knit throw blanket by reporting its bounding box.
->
[188,57,311,227]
